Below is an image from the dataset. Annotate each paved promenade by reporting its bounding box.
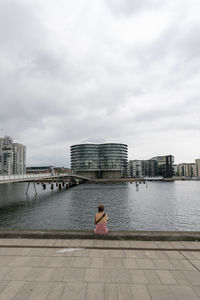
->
[0,238,200,299]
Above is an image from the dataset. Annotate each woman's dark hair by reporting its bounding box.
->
[98,204,104,212]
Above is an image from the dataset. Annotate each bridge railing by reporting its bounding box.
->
[0,173,52,182]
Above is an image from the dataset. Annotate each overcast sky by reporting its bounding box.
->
[0,0,200,167]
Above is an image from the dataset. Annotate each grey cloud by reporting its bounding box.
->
[0,0,200,166]
[106,0,163,16]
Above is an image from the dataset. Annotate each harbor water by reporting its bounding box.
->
[0,181,200,231]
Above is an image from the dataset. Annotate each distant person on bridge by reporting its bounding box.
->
[94,204,108,235]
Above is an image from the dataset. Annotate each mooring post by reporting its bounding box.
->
[26,182,30,195]
[33,182,37,195]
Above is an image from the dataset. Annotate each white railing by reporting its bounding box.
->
[0,173,52,183]
[0,172,89,183]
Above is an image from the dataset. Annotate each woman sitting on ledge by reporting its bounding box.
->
[94,204,108,235]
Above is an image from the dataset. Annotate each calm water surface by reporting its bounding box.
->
[0,181,200,231]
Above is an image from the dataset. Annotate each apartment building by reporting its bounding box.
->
[0,136,26,175]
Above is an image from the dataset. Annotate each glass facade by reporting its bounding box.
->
[71,143,128,176]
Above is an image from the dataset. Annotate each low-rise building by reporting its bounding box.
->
[195,159,200,177]
[177,163,196,177]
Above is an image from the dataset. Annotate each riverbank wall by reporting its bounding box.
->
[0,229,200,241]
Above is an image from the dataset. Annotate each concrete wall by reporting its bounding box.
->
[75,171,99,179]
[100,170,122,179]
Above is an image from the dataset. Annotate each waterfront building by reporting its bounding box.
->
[70,143,128,179]
[195,159,200,177]
[173,164,178,176]
[0,136,26,175]
[151,155,174,178]
[129,159,157,177]
[177,163,196,177]
[129,155,174,178]
[26,166,54,174]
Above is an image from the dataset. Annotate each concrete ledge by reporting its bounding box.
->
[0,229,200,241]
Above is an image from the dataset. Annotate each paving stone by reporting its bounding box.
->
[72,257,91,268]
[89,249,109,258]
[153,259,175,270]
[190,252,200,259]
[80,239,94,247]
[0,266,13,280]
[123,258,138,269]
[170,259,196,271]
[12,282,36,300]
[61,282,87,300]
[147,284,176,300]
[193,286,200,296]
[110,268,132,283]
[117,283,132,300]
[72,249,89,257]
[85,283,104,300]
[7,256,30,267]
[181,242,197,249]
[51,267,66,281]
[155,241,174,249]
[124,250,137,258]
[25,256,51,267]
[134,250,149,258]
[0,281,8,293]
[144,270,162,284]
[47,282,66,300]
[109,250,125,258]
[156,251,169,259]
[0,281,25,300]
[84,268,100,282]
[104,258,124,269]
[130,284,152,300]
[47,256,74,267]
[180,251,197,259]
[190,260,200,270]
[109,240,120,247]
[168,241,185,249]
[3,266,31,281]
[156,270,177,285]
[192,242,200,249]
[25,267,56,281]
[99,268,111,283]
[0,256,16,266]
[29,248,49,257]
[63,267,86,282]
[130,270,149,284]
[144,250,160,259]
[170,270,193,286]
[170,285,199,300]
[90,257,104,268]
[67,239,81,247]
[27,282,53,300]
[105,283,119,300]
[136,258,156,269]
[93,240,106,247]
[165,251,184,259]
[182,270,200,285]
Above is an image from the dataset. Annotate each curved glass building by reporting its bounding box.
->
[71,143,128,179]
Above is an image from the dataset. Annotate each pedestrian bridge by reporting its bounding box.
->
[0,173,89,184]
